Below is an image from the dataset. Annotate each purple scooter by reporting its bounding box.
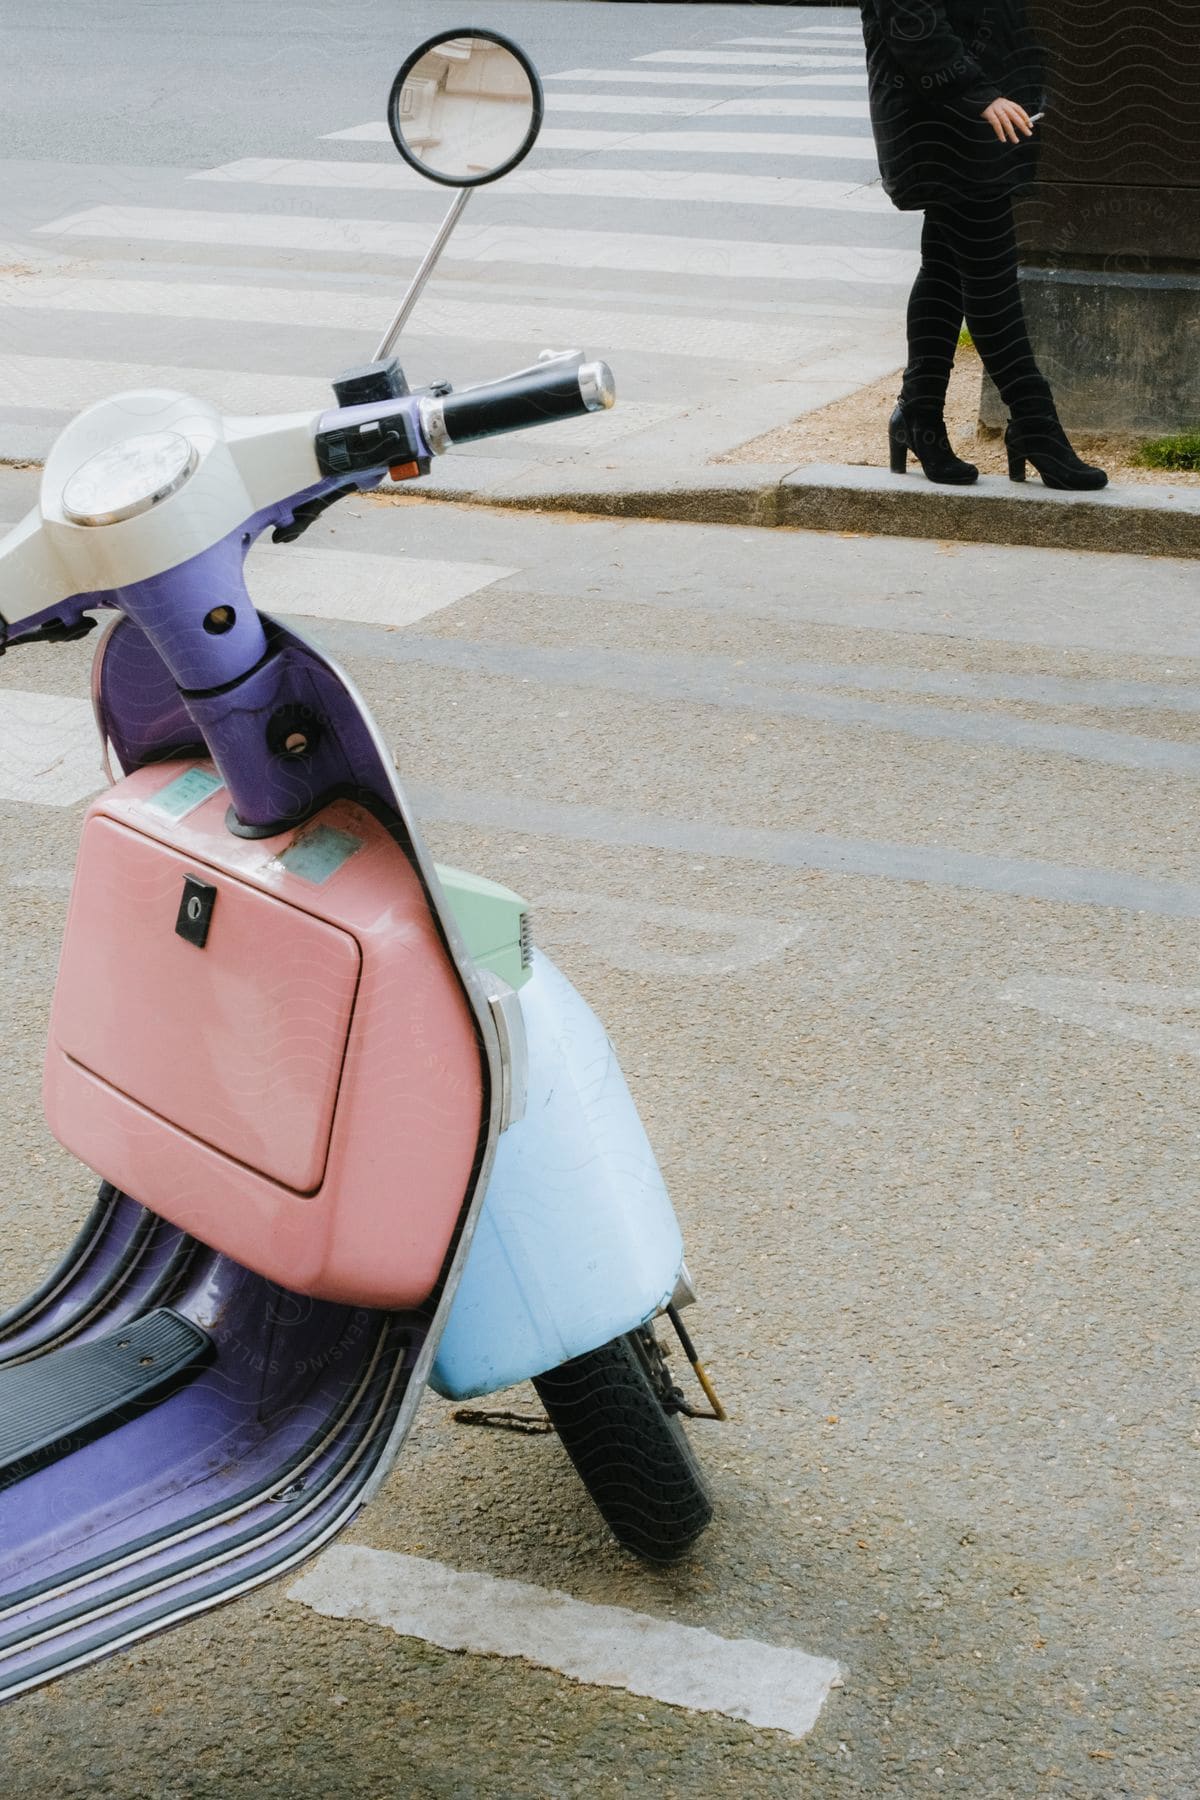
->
[0,31,721,1704]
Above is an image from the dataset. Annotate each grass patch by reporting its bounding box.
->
[1135,432,1200,472]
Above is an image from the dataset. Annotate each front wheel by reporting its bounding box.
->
[533,1326,713,1562]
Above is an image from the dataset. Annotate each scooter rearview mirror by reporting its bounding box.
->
[365,30,544,367]
[387,29,544,188]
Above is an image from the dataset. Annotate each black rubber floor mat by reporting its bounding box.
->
[0,1308,211,1487]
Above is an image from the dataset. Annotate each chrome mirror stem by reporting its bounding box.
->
[373,187,473,363]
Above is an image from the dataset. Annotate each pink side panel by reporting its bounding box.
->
[53,818,360,1194]
[44,766,485,1307]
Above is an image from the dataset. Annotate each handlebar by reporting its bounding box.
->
[419,356,615,452]
[0,352,618,658]
[314,353,615,481]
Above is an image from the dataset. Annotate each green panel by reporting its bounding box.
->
[436,863,531,990]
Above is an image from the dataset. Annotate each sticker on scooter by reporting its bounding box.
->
[146,765,224,820]
[273,823,363,885]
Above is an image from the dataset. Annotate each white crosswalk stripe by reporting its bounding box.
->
[195,159,889,212]
[636,51,866,68]
[327,94,872,123]
[0,351,674,443]
[331,125,877,160]
[0,274,871,365]
[690,98,871,119]
[550,93,871,119]
[725,37,866,49]
[544,69,868,87]
[618,127,872,159]
[0,351,331,414]
[401,127,880,161]
[39,208,914,286]
[247,544,516,627]
[0,692,105,807]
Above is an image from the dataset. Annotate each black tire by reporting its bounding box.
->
[533,1327,714,1562]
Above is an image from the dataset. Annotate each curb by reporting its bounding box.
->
[404,461,1200,558]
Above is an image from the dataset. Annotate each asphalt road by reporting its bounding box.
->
[2,457,1200,1794]
[0,4,858,163]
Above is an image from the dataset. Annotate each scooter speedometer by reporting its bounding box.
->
[62,429,197,526]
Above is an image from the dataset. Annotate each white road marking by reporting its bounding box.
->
[327,94,872,126]
[312,124,868,155]
[195,157,891,214]
[1002,974,1200,1060]
[0,351,332,415]
[543,68,868,88]
[309,123,876,159]
[464,127,878,160]
[0,691,106,806]
[636,50,865,68]
[39,208,917,286]
[724,37,865,49]
[544,92,715,116]
[534,890,806,976]
[288,1546,843,1740]
[247,546,517,629]
[708,98,871,119]
[0,350,671,441]
[0,274,855,365]
[554,93,873,119]
[319,120,460,139]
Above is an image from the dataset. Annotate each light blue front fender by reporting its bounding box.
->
[429,955,684,1401]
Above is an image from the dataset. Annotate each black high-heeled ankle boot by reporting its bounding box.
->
[888,401,978,485]
[1005,414,1107,490]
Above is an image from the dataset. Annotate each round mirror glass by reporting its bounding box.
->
[387,30,543,187]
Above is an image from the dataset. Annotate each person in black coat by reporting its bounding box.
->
[861,0,1106,488]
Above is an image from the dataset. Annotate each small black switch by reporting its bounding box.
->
[175,875,217,949]
[332,359,409,407]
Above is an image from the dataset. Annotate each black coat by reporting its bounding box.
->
[861,1,1045,210]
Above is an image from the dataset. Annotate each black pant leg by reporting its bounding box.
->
[900,212,964,412]
[935,196,1050,413]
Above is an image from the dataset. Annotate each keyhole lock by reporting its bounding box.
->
[175,875,217,948]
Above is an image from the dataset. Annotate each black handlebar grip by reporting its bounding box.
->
[433,360,614,447]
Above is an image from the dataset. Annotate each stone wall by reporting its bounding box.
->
[980,0,1200,434]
